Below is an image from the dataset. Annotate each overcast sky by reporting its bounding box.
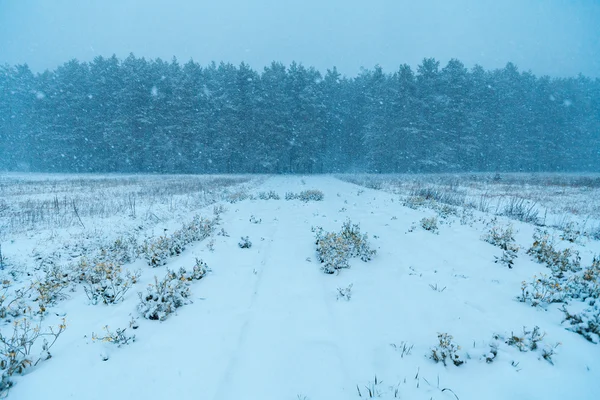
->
[1,0,599,77]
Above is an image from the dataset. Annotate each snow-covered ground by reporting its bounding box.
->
[1,175,599,400]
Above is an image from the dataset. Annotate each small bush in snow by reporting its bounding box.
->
[258,191,280,200]
[420,216,439,233]
[96,236,139,265]
[0,287,31,320]
[225,190,250,203]
[482,222,519,268]
[519,274,568,307]
[137,270,192,321]
[505,326,546,352]
[560,221,582,243]
[238,236,252,249]
[92,325,136,347]
[0,317,66,394]
[561,303,600,343]
[141,215,215,267]
[527,229,581,277]
[429,333,464,366]
[249,215,262,224]
[286,190,324,202]
[298,189,324,202]
[31,264,71,313]
[178,258,209,281]
[313,221,376,274]
[336,283,353,301]
[78,259,140,305]
[402,195,426,210]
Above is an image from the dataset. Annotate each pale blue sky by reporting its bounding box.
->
[0,0,599,77]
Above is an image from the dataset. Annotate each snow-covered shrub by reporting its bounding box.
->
[0,287,31,320]
[0,317,66,394]
[519,274,568,307]
[92,325,136,347]
[420,216,439,233]
[588,224,600,241]
[141,215,215,267]
[225,190,250,203]
[561,303,600,343]
[258,191,280,200]
[298,189,324,202]
[96,236,138,265]
[238,236,252,249]
[491,326,559,364]
[177,258,209,282]
[31,264,71,312]
[482,222,519,268]
[313,221,376,274]
[402,196,426,210]
[137,270,192,321]
[433,203,458,219]
[340,221,376,262]
[527,229,581,277]
[506,326,545,352]
[249,215,262,224]
[286,190,324,201]
[78,259,140,305]
[141,235,177,267]
[336,283,353,301]
[482,221,517,251]
[429,333,464,366]
[560,221,582,243]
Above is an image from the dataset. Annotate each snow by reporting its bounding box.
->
[1,175,599,400]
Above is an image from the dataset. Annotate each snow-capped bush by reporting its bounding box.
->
[527,229,580,277]
[96,236,139,265]
[78,259,140,305]
[482,222,519,268]
[491,326,560,364]
[31,264,71,313]
[560,221,582,243]
[0,287,30,320]
[519,274,568,307]
[429,333,464,366]
[92,325,136,347]
[258,191,280,200]
[286,190,324,202]
[141,215,215,267]
[298,190,324,202]
[285,191,297,200]
[420,216,439,233]
[137,270,192,321]
[313,221,375,274]
[505,326,546,352]
[249,215,262,224]
[225,190,250,203]
[238,236,252,249]
[561,303,600,343]
[177,258,209,281]
[336,283,353,301]
[0,317,66,395]
[403,195,426,210]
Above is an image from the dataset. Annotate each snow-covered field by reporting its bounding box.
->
[1,174,599,400]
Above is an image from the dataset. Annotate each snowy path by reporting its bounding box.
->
[9,176,600,400]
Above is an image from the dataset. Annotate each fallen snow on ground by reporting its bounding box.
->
[2,175,599,400]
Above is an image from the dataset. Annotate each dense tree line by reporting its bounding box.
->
[1,54,599,173]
